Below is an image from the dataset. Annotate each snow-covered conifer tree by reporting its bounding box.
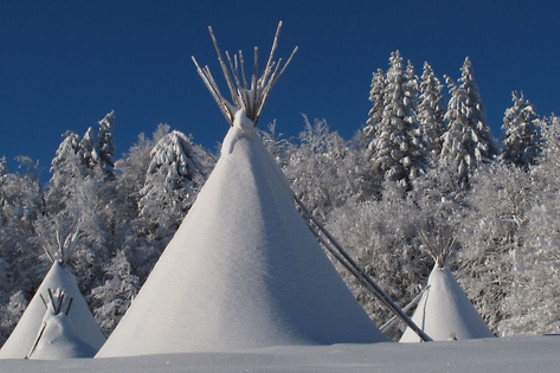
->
[367,51,427,193]
[138,129,213,241]
[0,157,6,177]
[46,113,122,294]
[80,127,97,168]
[76,111,115,179]
[418,62,446,164]
[50,111,116,192]
[405,60,419,109]
[115,124,170,225]
[501,92,541,169]
[440,57,497,188]
[96,110,115,178]
[364,68,386,140]
[49,131,83,208]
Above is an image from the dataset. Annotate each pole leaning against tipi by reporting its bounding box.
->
[295,194,432,342]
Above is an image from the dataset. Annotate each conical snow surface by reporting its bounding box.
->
[400,265,494,342]
[27,312,97,360]
[97,113,386,357]
[0,262,106,358]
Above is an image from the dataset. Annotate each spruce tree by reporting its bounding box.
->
[97,110,116,177]
[364,68,386,141]
[46,112,121,293]
[501,92,541,168]
[367,51,426,192]
[138,130,213,241]
[418,62,446,164]
[48,131,84,211]
[440,57,496,188]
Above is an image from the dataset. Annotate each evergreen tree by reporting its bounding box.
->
[115,125,170,228]
[114,125,181,282]
[0,157,6,178]
[364,68,386,141]
[418,62,446,164]
[97,110,115,172]
[48,131,83,210]
[367,51,427,193]
[440,57,497,188]
[46,112,121,293]
[138,129,213,241]
[501,92,541,168]
[80,127,97,168]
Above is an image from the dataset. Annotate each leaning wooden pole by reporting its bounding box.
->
[294,194,433,342]
[308,222,399,323]
[379,284,431,332]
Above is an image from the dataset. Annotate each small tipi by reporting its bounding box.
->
[97,22,386,358]
[0,223,106,359]
[399,230,494,342]
[26,289,98,360]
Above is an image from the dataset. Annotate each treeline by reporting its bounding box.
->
[0,51,558,343]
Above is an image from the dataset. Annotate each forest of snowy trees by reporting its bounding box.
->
[0,51,558,343]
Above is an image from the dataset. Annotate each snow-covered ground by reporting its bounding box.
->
[1,336,558,372]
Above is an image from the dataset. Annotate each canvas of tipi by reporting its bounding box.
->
[25,288,98,360]
[96,22,387,358]
[399,230,494,342]
[0,223,106,359]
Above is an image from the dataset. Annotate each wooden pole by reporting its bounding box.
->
[294,194,433,342]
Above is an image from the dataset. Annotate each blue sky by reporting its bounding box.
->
[1,0,559,178]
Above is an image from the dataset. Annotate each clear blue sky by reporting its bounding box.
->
[1,0,559,177]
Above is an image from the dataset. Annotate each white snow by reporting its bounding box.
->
[400,264,494,342]
[27,312,97,360]
[97,111,385,357]
[0,262,106,359]
[1,335,559,372]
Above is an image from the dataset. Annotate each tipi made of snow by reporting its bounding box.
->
[0,224,106,359]
[97,22,386,358]
[399,231,494,342]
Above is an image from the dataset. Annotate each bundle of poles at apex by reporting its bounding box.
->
[192,21,298,127]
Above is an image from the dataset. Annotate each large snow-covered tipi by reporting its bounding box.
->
[97,22,386,357]
[0,224,106,359]
[400,231,494,342]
